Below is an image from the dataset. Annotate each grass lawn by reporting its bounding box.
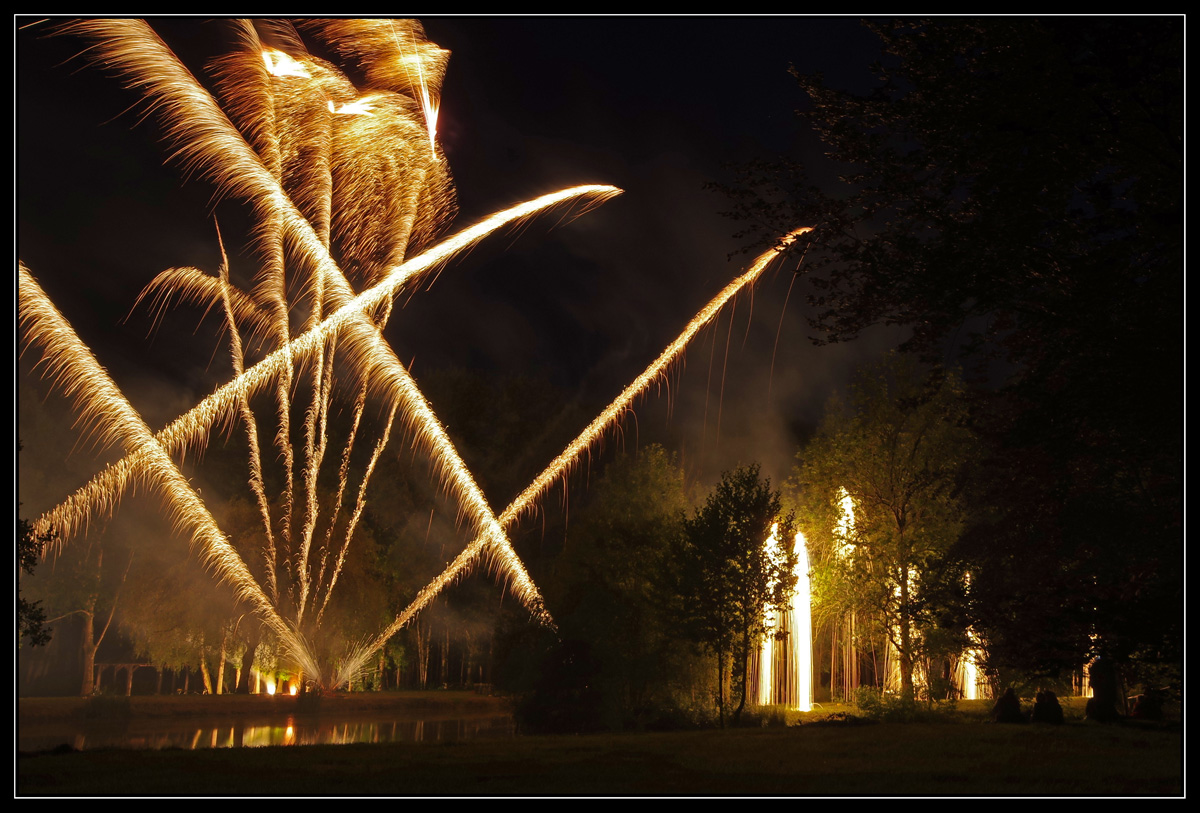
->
[17,694,1181,797]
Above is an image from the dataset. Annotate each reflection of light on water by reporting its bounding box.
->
[20,714,517,751]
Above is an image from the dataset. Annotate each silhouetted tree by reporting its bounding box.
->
[553,445,698,729]
[18,517,52,648]
[675,464,795,726]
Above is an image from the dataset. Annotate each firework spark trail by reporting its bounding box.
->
[216,236,281,602]
[31,186,619,545]
[358,229,812,664]
[132,266,271,343]
[262,45,360,624]
[315,398,398,629]
[315,381,368,592]
[19,263,319,679]
[716,296,737,449]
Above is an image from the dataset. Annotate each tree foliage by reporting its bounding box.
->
[674,464,795,725]
[18,516,53,648]
[528,444,697,731]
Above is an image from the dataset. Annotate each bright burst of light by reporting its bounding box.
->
[791,530,814,712]
[262,48,311,78]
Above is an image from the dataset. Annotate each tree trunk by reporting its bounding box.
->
[200,656,213,695]
[899,566,915,701]
[716,649,726,728]
[441,626,449,687]
[216,628,228,695]
[79,612,97,696]
[417,623,430,689]
[733,628,751,725]
[236,626,260,694]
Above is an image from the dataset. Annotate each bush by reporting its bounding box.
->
[853,686,955,723]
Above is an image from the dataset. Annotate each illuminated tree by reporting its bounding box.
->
[795,355,972,701]
[675,464,796,726]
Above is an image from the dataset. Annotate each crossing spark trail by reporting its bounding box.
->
[355,230,809,671]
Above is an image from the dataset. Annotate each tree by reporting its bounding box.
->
[18,439,52,648]
[718,18,1181,681]
[552,444,696,729]
[675,464,796,726]
[18,516,52,648]
[28,529,132,695]
[794,355,972,701]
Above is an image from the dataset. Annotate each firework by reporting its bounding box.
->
[22,18,807,688]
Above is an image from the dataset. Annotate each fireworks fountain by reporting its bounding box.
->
[755,524,814,711]
[20,19,806,689]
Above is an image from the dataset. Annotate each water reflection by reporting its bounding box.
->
[20,713,515,752]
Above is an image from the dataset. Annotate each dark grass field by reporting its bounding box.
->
[17,695,1183,797]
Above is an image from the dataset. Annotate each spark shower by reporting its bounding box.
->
[19,19,807,689]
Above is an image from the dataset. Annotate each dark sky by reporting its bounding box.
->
[17,16,908,521]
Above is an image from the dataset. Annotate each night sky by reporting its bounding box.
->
[17,17,907,522]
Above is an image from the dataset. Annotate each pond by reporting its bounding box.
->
[17,693,516,752]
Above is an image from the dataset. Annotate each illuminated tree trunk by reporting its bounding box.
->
[79,612,97,696]
[898,564,914,701]
[417,622,430,688]
[216,627,228,695]
[200,657,213,695]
